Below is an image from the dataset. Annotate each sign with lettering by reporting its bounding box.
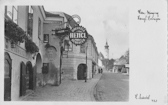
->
[69,26,88,45]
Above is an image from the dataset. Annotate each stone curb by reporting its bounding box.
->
[90,74,102,101]
[18,90,34,101]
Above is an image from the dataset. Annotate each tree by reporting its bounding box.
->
[107,58,115,69]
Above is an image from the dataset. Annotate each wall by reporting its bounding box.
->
[43,22,62,86]
[29,6,45,87]
[5,39,34,100]
[5,6,44,100]
[61,36,98,80]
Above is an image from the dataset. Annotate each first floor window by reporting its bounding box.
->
[64,40,73,51]
[6,6,18,24]
[80,44,85,53]
[43,34,49,43]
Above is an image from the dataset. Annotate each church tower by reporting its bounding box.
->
[104,41,109,59]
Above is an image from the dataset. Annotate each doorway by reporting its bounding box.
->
[4,52,12,101]
[20,62,26,96]
[77,64,87,80]
[26,62,33,90]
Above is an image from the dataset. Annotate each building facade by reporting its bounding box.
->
[4,6,99,101]
[61,35,99,80]
[4,6,44,101]
[42,11,99,80]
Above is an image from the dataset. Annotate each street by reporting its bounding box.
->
[21,74,102,101]
[94,72,129,101]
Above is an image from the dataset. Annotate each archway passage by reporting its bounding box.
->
[20,62,26,96]
[4,52,12,101]
[26,62,33,90]
[77,64,87,80]
[35,53,42,87]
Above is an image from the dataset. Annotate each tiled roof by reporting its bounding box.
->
[63,13,79,28]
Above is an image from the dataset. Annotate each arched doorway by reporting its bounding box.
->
[26,62,33,90]
[4,52,12,101]
[77,64,87,80]
[35,53,42,87]
[36,53,42,74]
[20,62,26,96]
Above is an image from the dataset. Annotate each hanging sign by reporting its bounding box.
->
[69,26,88,45]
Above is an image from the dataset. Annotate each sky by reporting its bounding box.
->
[43,0,129,59]
[1,0,129,59]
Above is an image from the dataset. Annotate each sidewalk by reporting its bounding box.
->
[21,73,102,101]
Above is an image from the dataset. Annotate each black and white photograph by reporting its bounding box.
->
[1,0,167,104]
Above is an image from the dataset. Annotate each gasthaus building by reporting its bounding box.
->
[61,34,99,80]
[43,11,99,80]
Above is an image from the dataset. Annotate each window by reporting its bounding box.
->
[42,63,49,74]
[43,34,49,43]
[6,6,18,24]
[64,40,72,51]
[80,44,85,53]
[38,18,41,39]
[28,6,33,38]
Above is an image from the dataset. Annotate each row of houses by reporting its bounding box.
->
[4,6,99,101]
[112,50,129,74]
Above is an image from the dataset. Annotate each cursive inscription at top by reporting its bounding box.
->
[138,9,160,22]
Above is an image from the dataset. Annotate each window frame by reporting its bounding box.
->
[43,34,49,43]
[38,17,41,40]
[64,39,73,52]
[27,6,33,39]
[80,43,86,53]
[6,6,18,24]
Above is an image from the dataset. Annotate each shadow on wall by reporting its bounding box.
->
[61,67,74,80]
[36,62,60,86]
[47,62,59,86]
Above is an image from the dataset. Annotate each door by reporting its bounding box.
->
[20,62,26,96]
[77,64,86,80]
[26,62,33,90]
[33,65,36,90]
[4,58,12,101]
[28,63,33,90]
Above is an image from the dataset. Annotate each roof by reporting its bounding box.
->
[45,11,64,18]
[63,13,79,28]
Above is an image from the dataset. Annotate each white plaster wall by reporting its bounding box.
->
[5,51,27,101]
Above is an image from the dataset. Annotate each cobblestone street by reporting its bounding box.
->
[94,72,129,101]
[21,74,102,101]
